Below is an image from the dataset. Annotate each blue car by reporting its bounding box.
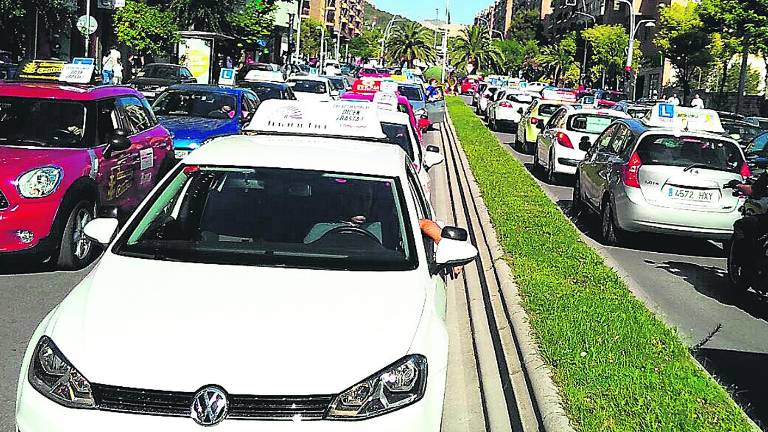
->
[152,84,261,159]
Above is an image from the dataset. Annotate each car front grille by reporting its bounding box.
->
[0,189,8,210]
[92,384,335,420]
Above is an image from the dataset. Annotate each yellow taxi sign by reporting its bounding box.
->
[643,103,725,134]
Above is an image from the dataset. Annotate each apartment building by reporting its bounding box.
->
[302,0,364,41]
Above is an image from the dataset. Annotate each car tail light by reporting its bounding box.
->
[499,102,513,108]
[555,132,573,149]
[530,117,539,124]
[741,162,752,179]
[621,152,642,188]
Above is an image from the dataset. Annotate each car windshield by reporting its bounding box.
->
[252,64,275,71]
[601,92,627,102]
[152,91,237,120]
[507,93,532,103]
[636,135,743,173]
[113,166,416,271]
[361,68,377,75]
[381,122,414,160]
[243,83,284,101]
[291,80,327,94]
[397,85,424,102]
[0,97,87,147]
[539,104,560,116]
[568,114,620,134]
[326,78,346,91]
[139,65,177,79]
[627,107,650,119]
[747,132,768,155]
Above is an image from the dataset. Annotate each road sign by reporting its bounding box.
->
[72,57,95,65]
[218,68,235,86]
[76,15,98,36]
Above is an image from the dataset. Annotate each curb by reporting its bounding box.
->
[444,116,576,432]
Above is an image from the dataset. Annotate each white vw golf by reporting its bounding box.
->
[16,132,477,431]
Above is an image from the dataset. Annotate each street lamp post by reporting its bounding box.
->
[615,0,654,95]
[574,11,595,86]
[380,17,403,66]
[295,0,304,64]
[475,17,504,40]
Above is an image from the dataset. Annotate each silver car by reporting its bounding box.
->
[573,118,749,244]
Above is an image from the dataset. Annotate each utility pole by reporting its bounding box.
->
[84,0,91,57]
[295,0,303,64]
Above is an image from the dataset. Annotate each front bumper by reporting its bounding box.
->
[16,366,447,432]
[614,187,740,240]
[0,198,59,254]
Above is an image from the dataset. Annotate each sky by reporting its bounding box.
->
[369,0,495,25]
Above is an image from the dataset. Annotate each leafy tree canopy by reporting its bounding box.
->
[582,24,639,85]
[507,9,542,43]
[0,0,76,57]
[115,1,179,56]
[229,0,276,45]
[386,21,435,67]
[450,25,501,74]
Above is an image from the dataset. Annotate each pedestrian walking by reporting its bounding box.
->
[667,93,680,106]
[101,50,114,84]
[691,94,704,109]
[112,50,123,85]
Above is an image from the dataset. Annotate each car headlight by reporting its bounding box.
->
[28,336,95,408]
[327,355,427,420]
[17,167,63,198]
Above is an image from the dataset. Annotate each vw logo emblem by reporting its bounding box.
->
[191,386,229,426]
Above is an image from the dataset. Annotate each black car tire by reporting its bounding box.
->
[547,150,560,185]
[571,175,582,217]
[56,200,96,270]
[727,238,750,293]
[600,199,623,246]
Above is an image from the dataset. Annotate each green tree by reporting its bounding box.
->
[725,63,761,94]
[507,9,542,42]
[348,28,382,60]
[114,1,179,56]
[582,24,639,89]
[300,18,330,58]
[536,33,576,86]
[170,0,238,32]
[385,21,435,67]
[0,0,76,59]
[229,0,276,46]
[704,32,741,108]
[450,25,501,74]
[493,39,539,75]
[654,3,712,103]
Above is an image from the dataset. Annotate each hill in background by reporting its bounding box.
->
[364,1,413,30]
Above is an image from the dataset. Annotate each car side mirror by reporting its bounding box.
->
[517,108,524,114]
[418,118,432,131]
[435,234,478,269]
[579,136,591,151]
[83,218,119,245]
[536,121,545,130]
[424,146,444,169]
[108,129,132,154]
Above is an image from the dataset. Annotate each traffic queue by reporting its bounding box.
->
[1,57,476,431]
[467,75,768,298]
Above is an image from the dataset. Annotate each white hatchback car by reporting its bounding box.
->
[487,90,534,132]
[287,76,337,102]
[16,135,478,431]
[534,105,629,183]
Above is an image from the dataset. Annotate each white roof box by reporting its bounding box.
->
[642,103,725,134]
[245,100,386,139]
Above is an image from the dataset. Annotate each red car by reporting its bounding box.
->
[0,82,174,268]
[460,76,482,95]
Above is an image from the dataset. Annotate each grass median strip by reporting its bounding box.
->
[446,96,754,431]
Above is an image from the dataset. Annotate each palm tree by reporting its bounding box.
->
[536,35,577,86]
[451,25,502,74]
[386,22,436,67]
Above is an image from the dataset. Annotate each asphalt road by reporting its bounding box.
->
[463,96,768,428]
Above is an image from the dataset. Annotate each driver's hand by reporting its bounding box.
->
[737,184,753,196]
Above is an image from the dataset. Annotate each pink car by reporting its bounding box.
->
[341,91,429,142]
[0,82,174,269]
[357,67,391,79]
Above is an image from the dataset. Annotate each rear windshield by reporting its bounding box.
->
[636,135,744,173]
[325,78,345,91]
[722,121,764,143]
[507,93,532,103]
[568,114,620,134]
[381,122,414,160]
[241,83,284,101]
[153,91,237,120]
[397,85,424,102]
[140,65,177,79]
[601,92,627,102]
[539,104,560,116]
[290,80,327,94]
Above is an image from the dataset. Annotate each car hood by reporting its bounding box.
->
[158,116,238,144]
[46,255,427,395]
[0,145,87,178]
[293,92,332,102]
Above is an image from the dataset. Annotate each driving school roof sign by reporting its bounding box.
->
[245,100,386,139]
[18,60,66,81]
[644,103,725,134]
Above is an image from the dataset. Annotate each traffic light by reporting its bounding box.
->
[623,65,633,81]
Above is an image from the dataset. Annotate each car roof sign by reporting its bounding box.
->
[245,100,386,139]
[642,103,725,134]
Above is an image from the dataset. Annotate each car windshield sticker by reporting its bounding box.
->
[140,148,154,170]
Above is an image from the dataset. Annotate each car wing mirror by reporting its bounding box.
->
[107,128,132,155]
[517,108,524,114]
[424,145,444,169]
[579,136,591,151]
[418,118,432,131]
[435,234,478,269]
[536,121,545,130]
[83,218,119,245]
